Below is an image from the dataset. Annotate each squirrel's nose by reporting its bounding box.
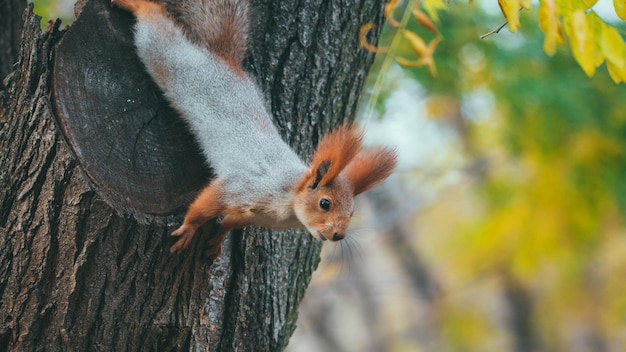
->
[332,233,345,241]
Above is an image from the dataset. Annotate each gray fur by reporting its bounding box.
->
[133,15,307,208]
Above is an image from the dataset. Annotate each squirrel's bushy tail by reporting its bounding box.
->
[163,0,249,67]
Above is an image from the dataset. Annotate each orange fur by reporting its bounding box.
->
[170,180,225,253]
[112,0,167,19]
[343,148,398,195]
[292,125,398,242]
[172,182,255,256]
[293,174,354,241]
[298,125,363,191]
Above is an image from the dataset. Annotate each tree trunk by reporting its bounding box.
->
[0,0,26,90]
[0,0,384,350]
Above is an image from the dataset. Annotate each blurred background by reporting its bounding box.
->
[31,0,626,351]
[289,1,626,351]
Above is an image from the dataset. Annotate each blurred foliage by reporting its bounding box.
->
[361,0,626,86]
[30,0,75,28]
[369,1,626,351]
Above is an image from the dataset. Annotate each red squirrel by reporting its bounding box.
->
[112,0,398,261]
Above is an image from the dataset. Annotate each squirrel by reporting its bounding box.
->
[111,0,398,261]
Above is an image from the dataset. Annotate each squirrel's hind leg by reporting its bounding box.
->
[204,212,251,262]
[171,181,225,253]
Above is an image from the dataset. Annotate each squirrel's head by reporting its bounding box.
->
[294,125,398,242]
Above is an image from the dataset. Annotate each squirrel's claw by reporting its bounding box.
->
[170,225,196,253]
[203,227,229,262]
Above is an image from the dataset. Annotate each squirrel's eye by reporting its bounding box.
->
[319,198,331,211]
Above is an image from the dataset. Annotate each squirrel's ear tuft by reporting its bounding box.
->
[312,125,362,184]
[343,148,398,195]
[311,160,331,189]
[296,125,363,192]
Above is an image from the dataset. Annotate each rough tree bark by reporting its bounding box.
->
[0,0,384,350]
[0,0,26,91]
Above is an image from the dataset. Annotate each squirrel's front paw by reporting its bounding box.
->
[170,224,197,253]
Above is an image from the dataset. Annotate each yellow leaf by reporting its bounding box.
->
[563,10,596,77]
[423,0,447,22]
[615,0,626,20]
[601,25,626,72]
[404,30,428,56]
[413,7,438,34]
[499,0,521,32]
[582,0,599,10]
[359,23,388,54]
[586,12,606,68]
[384,0,401,28]
[396,33,440,76]
[607,60,626,83]
[557,0,583,14]
[538,0,564,56]
[395,56,427,68]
